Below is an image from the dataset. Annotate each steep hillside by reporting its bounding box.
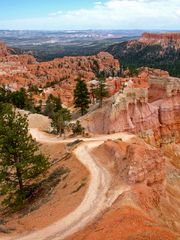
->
[81,67,180,146]
[69,137,180,240]
[107,32,180,77]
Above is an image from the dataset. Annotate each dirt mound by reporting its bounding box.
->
[28,113,51,131]
[18,110,51,131]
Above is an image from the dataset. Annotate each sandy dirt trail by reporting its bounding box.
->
[4,129,133,240]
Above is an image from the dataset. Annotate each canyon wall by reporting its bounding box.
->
[81,69,180,145]
[139,32,180,49]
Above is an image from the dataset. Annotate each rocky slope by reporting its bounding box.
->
[81,68,180,146]
[69,136,180,239]
[0,43,120,106]
[107,32,180,77]
[27,51,120,106]
[94,139,165,185]
[0,42,16,57]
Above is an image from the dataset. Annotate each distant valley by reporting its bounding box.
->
[0,30,180,77]
[0,30,143,61]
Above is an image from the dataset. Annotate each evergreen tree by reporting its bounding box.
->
[44,94,62,118]
[0,87,11,103]
[94,77,108,108]
[74,79,90,116]
[10,88,35,111]
[71,120,85,136]
[34,99,43,114]
[51,108,71,136]
[0,87,35,112]
[0,103,49,207]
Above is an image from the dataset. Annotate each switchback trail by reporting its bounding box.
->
[5,129,133,240]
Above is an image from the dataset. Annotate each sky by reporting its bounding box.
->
[0,0,179,30]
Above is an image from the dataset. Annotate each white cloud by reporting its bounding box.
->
[0,0,179,30]
[94,1,102,5]
[48,11,63,17]
[175,9,180,17]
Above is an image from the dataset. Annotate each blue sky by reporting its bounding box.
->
[0,0,179,30]
[0,0,101,20]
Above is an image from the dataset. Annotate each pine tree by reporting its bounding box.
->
[44,94,62,118]
[0,103,49,207]
[0,87,35,112]
[0,86,11,103]
[10,88,35,111]
[71,120,85,136]
[51,108,71,136]
[74,79,90,116]
[94,77,108,108]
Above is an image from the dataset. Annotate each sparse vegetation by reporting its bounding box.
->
[126,66,140,77]
[74,79,90,116]
[94,76,108,108]
[0,103,49,208]
[14,166,70,215]
[0,87,35,112]
[44,94,62,118]
[71,120,85,136]
[28,84,42,94]
[51,108,71,136]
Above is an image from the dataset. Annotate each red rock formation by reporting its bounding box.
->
[97,140,165,185]
[0,42,16,57]
[0,54,37,65]
[91,137,180,235]
[0,47,120,106]
[81,68,180,145]
[141,32,180,41]
[139,32,180,49]
[126,144,165,185]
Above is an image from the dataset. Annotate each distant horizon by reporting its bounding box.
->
[0,29,180,32]
[0,0,179,30]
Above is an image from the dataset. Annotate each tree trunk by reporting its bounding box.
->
[81,107,84,116]
[58,117,63,137]
[14,155,23,193]
[16,167,23,193]
[99,97,103,108]
[59,125,62,137]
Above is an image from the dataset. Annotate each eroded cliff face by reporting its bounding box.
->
[81,68,180,145]
[139,32,180,49]
[92,139,180,235]
[97,139,165,186]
